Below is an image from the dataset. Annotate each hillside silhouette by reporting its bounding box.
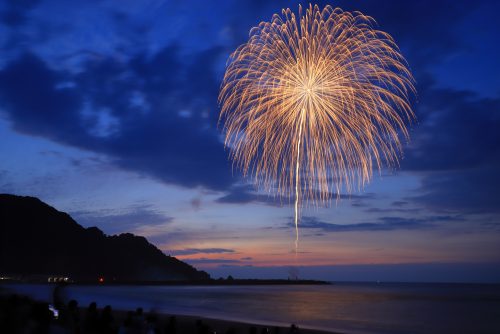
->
[0,194,209,282]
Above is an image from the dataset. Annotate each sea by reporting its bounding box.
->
[2,282,500,334]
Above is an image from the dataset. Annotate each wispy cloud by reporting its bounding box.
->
[169,248,235,256]
[364,207,421,214]
[216,184,376,207]
[215,185,282,206]
[285,215,464,233]
[183,258,241,265]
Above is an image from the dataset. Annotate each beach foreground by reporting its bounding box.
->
[0,293,338,334]
[3,282,500,334]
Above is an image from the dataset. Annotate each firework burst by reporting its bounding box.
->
[219,4,415,250]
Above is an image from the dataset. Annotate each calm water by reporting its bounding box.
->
[3,283,500,334]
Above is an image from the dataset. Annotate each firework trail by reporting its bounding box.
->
[219,4,415,252]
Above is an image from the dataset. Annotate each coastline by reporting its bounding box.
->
[0,279,332,286]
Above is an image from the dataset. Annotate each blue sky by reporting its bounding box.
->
[0,0,499,282]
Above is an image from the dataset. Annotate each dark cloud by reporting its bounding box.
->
[71,205,172,234]
[411,167,500,214]
[405,87,500,172]
[0,49,234,191]
[287,215,463,233]
[0,53,85,140]
[169,248,235,256]
[402,83,500,213]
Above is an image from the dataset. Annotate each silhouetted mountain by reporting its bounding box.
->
[0,194,209,282]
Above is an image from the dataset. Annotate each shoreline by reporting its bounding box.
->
[107,307,342,334]
[1,279,332,286]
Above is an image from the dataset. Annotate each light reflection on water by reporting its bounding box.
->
[3,283,500,334]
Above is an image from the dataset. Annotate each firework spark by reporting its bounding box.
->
[219,4,415,251]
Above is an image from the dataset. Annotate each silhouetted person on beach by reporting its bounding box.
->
[118,311,134,334]
[100,305,116,333]
[1,294,21,333]
[65,299,81,333]
[130,307,145,331]
[83,302,99,333]
[225,328,237,334]
[196,319,213,334]
[165,315,177,334]
[145,311,159,334]
[28,301,52,334]
[53,282,67,311]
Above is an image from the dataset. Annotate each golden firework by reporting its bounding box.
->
[219,4,415,249]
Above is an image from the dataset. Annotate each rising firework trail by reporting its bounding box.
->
[219,4,415,253]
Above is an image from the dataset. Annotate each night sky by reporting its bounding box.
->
[1,0,499,283]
